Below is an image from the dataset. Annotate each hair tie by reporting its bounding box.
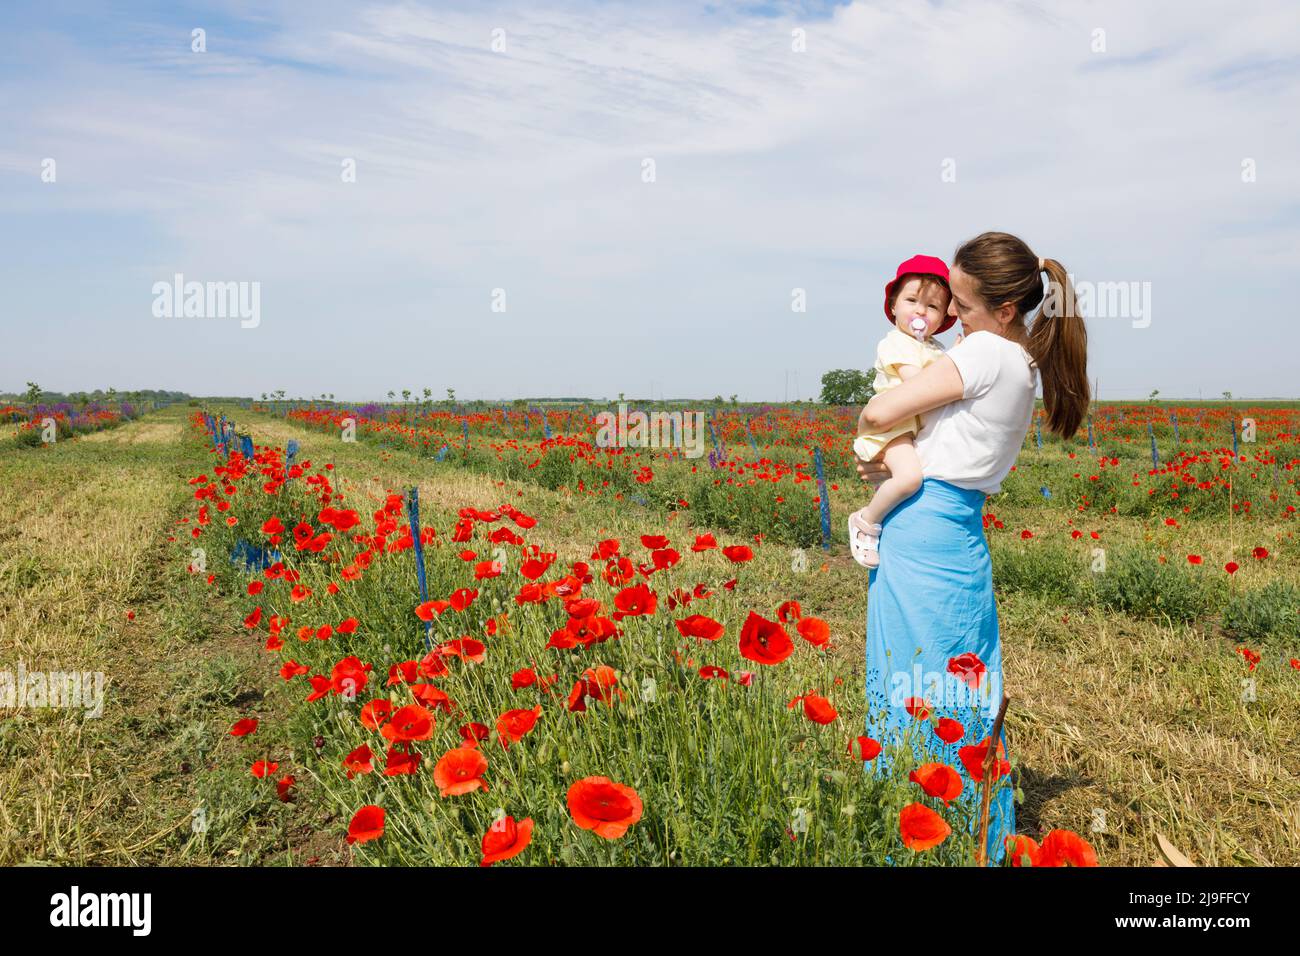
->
[1037,257,1046,271]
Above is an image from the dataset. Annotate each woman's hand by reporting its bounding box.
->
[856,455,891,486]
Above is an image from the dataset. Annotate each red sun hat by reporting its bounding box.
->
[883,254,957,335]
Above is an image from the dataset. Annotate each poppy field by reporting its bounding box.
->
[1,400,1297,867]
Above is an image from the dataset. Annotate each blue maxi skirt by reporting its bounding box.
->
[865,478,1015,864]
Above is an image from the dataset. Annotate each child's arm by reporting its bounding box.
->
[895,363,922,382]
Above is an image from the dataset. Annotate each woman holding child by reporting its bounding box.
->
[851,231,1090,863]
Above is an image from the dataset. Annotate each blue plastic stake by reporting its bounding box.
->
[1148,421,1159,469]
[813,447,832,552]
[406,487,433,652]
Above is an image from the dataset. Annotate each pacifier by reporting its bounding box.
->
[908,316,928,340]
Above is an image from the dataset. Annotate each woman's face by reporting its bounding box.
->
[947,265,1012,338]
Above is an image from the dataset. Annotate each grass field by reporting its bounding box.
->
[1,402,1296,866]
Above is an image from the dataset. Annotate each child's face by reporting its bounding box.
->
[891,277,951,335]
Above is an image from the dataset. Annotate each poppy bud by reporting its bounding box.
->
[313,735,325,750]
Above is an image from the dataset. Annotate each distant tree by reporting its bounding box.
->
[446,387,456,404]
[1222,391,1232,402]
[819,368,874,405]
[1148,388,1160,404]
[24,382,42,405]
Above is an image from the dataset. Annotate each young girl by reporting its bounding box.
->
[848,255,959,568]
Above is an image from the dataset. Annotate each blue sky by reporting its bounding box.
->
[1,0,1297,401]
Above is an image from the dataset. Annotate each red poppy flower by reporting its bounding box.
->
[1005,834,1041,867]
[449,587,479,611]
[474,560,503,579]
[1187,554,1203,565]
[795,616,830,647]
[640,534,669,550]
[305,675,331,702]
[613,583,657,620]
[276,775,296,802]
[415,599,451,621]
[1252,546,1269,560]
[343,743,374,778]
[1224,561,1239,574]
[1037,829,1099,867]
[788,691,837,724]
[229,717,258,737]
[359,699,393,731]
[958,736,1011,782]
[722,544,754,563]
[433,746,489,797]
[496,705,542,747]
[250,760,279,778]
[850,736,881,761]
[567,665,621,711]
[346,805,385,844]
[383,745,422,776]
[566,776,643,839]
[675,614,724,641]
[899,802,951,851]
[437,637,487,663]
[908,763,964,804]
[280,660,309,680]
[738,611,794,666]
[691,533,717,552]
[480,815,535,867]
[330,656,371,696]
[411,682,455,713]
[777,600,802,623]
[381,704,434,743]
[698,665,729,680]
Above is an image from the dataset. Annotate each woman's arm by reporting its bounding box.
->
[858,355,965,434]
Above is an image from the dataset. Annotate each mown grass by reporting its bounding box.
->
[0,410,345,865]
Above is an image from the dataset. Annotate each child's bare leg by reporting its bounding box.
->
[855,435,924,528]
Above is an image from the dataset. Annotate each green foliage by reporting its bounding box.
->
[819,368,874,406]
[1222,580,1300,643]
[991,541,1086,603]
[1091,545,1212,623]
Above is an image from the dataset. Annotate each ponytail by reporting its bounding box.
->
[1032,259,1090,439]
[953,232,1090,439]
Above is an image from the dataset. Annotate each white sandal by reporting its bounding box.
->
[848,511,882,569]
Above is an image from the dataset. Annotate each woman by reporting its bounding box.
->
[855,231,1089,864]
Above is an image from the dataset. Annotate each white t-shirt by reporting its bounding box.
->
[913,330,1038,495]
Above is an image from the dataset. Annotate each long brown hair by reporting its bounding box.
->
[952,232,1090,438]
